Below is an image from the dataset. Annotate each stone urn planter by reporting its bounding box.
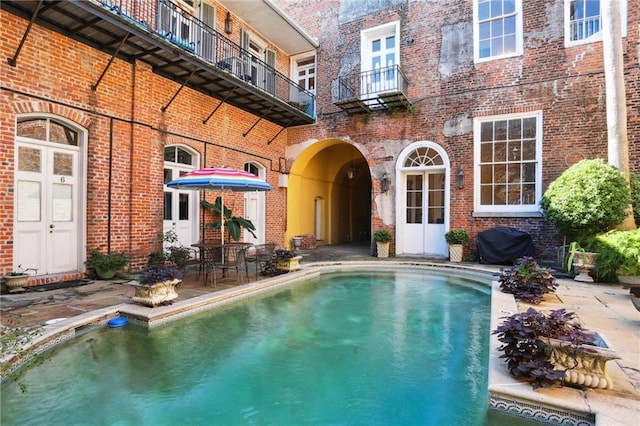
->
[572,252,598,282]
[4,274,29,293]
[130,279,181,307]
[546,337,620,390]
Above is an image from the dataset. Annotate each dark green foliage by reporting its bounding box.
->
[499,257,557,304]
[373,229,393,243]
[493,308,595,389]
[86,249,130,271]
[631,172,640,226]
[587,229,640,281]
[540,159,631,237]
[202,197,257,242]
[444,229,469,244]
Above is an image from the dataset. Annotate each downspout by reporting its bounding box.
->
[108,117,113,252]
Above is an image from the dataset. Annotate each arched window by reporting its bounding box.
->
[17,117,79,146]
[403,147,443,168]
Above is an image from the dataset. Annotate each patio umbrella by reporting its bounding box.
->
[166,167,272,245]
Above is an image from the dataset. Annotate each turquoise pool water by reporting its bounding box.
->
[1,270,527,425]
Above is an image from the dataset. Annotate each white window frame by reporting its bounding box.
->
[564,0,628,47]
[473,111,543,215]
[360,21,400,98]
[290,51,317,115]
[473,0,523,63]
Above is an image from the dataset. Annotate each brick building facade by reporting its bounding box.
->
[278,0,639,260]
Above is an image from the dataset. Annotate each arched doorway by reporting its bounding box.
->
[243,161,267,245]
[163,145,199,247]
[395,142,451,257]
[286,139,371,247]
[14,115,87,274]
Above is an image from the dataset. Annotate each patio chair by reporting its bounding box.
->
[244,243,276,280]
[203,244,246,287]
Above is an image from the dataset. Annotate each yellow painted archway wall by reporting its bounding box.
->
[285,138,369,248]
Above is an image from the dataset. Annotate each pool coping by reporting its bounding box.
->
[2,260,639,425]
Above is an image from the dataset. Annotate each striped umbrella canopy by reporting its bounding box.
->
[166,167,271,245]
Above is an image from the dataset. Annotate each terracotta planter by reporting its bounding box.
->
[276,256,302,272]
[131,279,180,307]
[546,338,619,390]
[376,242,390,258]
[448,244,463,262]
[4,274,29,292]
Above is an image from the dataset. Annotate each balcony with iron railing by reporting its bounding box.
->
[2,0,315,127]
[333,65,411,115]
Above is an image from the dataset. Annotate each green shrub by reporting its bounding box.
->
[540,159,631,237]
[373,229,393,243]
[587,229,640,281]
[631,172,640,226]
[444,229,469,244]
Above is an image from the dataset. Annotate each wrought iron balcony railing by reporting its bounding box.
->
[333,65,410,114]
[101,0,315,117]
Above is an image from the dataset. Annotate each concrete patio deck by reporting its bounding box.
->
[1,243,639,425]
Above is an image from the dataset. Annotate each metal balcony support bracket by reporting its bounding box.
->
[203,87,237,124]
[7,0,44,67]
[91,33,130,91]
[267,116,296,144]
[242,105,274,138]
[161,68,197,112]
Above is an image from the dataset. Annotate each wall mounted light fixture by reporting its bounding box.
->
[381,172,390,192]
[224,12,233,34]
[457,167,465,189]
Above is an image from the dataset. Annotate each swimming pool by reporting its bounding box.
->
[1,269,532,425]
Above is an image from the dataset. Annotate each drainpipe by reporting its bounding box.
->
[107,118,113,252]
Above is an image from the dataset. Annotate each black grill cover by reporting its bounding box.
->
[477,227,535,265]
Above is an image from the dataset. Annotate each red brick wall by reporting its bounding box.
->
[280,0,639,262]
[0,7,289,278]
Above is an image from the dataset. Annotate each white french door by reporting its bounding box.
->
[401,172,447,256]
[362,22,399,97]
[163,167,198,247]
[14,142,80,274]
[243,162,266,245]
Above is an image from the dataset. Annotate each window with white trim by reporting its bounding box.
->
[564,0,628,47]
[474,112,542,213]
[473,0,522,62]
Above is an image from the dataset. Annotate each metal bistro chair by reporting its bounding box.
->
[203,244,246,287]
[243,243,277,281]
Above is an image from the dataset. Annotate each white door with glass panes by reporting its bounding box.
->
[163,146,198,248]
[402,173,447,256]
[362,22,398,96]
[14,117,84,275]
[396,143,450,257]
[243,162,266,245]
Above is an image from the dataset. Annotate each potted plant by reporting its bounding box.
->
[86,249,130,279]
[566,241,599,283]
[493,307,619,390]
[274,249,302,272]
[130,261,183,307]
[3,265,36,293]
[202,197,257,242]
[163,230,193,270]
[444,229,469,262]
[373,229,393,258]
[498,257,557,304]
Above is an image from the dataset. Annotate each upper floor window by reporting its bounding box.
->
[361,21,400,97]
[565,1,628,47]
[474,0,522,62]
[474,112,542,214]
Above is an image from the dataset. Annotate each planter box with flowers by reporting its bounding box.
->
[129,262,183,307]
[275,249,302,272]
[493,307,619,390]
[444,229,469,262]
[373,229,393,258]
